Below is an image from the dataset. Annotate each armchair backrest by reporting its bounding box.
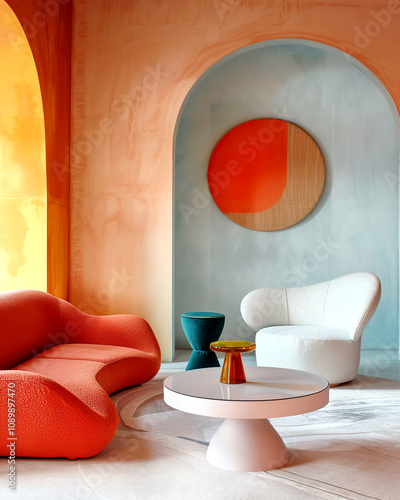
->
[241,272,381,341]
[323,272,381,341]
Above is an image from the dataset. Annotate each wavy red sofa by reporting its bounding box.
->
[0,289,161,459]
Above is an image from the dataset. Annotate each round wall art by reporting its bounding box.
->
[207,119,325,231]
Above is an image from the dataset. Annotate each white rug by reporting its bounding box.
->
[1,372,400,499]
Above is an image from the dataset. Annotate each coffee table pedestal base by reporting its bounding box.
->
[206,418,289,472]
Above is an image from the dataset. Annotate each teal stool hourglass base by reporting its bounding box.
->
[181,312,225,370]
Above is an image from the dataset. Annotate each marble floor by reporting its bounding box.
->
[161,348,400,381]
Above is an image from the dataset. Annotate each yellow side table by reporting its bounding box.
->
[210,340,255,384]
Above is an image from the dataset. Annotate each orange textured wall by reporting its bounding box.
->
[6,0,71,299]
[71,0,400,360]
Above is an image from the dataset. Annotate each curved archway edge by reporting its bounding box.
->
[4,0,72,299]
[173,37,400,356]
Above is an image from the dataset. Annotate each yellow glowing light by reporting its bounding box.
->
[0,2,46,292]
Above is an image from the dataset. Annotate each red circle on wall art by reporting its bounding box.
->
[207,119,325,231]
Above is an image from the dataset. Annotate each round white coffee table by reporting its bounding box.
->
[163,366,329,472]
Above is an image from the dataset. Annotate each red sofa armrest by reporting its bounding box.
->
[0,370,119,459]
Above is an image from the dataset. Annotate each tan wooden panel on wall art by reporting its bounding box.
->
[208,119,325,231]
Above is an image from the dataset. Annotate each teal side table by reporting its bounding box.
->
[181,312,225,370]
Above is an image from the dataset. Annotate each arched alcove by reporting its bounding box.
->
[174,39,399,352]
[0,1,46,291]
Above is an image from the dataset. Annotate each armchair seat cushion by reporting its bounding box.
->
[258,325,350,341]
[256,326,361,385]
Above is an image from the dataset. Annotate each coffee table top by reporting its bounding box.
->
[164,366,329,419]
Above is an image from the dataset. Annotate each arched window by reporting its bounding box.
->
[0,1,46,291]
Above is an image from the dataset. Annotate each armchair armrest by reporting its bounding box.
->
[240,287,289,331]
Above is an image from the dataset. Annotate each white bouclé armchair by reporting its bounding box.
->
[240,273,381,386]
